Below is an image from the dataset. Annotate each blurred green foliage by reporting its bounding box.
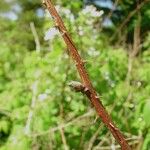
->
[0,0,150,149]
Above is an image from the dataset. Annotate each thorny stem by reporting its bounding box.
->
[43,0,131,149]
[30,22,41,52]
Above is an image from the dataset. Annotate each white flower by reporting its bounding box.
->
[45,10,52,19]
[38,93,48,101]
[88,47,100,56]
[63,9,71,15]
[82,5,104,17]
[44,27,59,41]
[55,5,61,12]
[62,8,75,22]
[78,26,84,36]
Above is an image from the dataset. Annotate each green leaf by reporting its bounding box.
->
[143,100,150,127]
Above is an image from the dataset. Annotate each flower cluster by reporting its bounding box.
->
[82,5,103,17]
[44,27,59,41]
[56,5,75,22]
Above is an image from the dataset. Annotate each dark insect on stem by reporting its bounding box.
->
[68,81,85,92]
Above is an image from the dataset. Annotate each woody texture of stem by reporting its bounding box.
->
[43,0,131,149]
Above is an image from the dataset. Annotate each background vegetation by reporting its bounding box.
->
[0,0,150,149]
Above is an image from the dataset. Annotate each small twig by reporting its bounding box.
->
[58,56,70,150]
[30,22,41,52]
[94,131,110,149]
[94,140,140,150]
[79,127,90,149]
[31,109,95,137]
[0,109,11,118]
[132,0,141,57]
[107,0,120,19]
[111,134,116,150]
[87,125,103,150]
[126,53,133,83]
[24,81,38,135]
[59,128,69,150]
[110,0,149,41]
[47,133,54,150]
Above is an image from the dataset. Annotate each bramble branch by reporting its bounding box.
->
[43,0,131,149]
